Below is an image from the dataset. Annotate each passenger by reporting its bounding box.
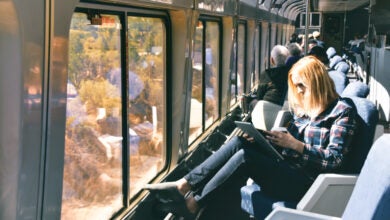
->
[308,46,329,64]
[289,33,298,43]
[308,38,318,51]
[285,42,303,68]
[312,31,325,48]
[309,46,349,94]
[297,34,305,49]
[143,56,358,219]
[248,45,290,111]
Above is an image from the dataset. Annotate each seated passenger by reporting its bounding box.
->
[308,39,318,51]
[285,43,303,68]
[249,45,290,111]
[308,46,329,64]
[143,56,358,219]
[312,31,325,48]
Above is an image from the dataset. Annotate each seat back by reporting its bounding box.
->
[341,81,370,98]
[342,134,390,220]
[341,97,379,173]
[328,70,348,95]
[334,61,350,74]
[251,100,282,130]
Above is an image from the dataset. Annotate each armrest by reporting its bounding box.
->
[297,174,358,217]
[265,207,341,220]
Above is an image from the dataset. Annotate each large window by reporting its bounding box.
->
[300,12,322,28]
[260,22,269,72]
[189,19,221,144]
[230,22,246,105]
[63,11,166,219]
[127,15,166,198]
[253,25,261,88]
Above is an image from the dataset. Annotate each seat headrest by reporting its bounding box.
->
[326,47,336,59]
[342,81,370,98]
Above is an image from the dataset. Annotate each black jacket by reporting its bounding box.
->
[256,65,289,106]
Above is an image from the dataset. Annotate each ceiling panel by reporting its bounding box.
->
[317,0,369,12]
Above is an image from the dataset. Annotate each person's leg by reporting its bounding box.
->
[192,144,313,207]
[184,136,247,189]
[144,136,247,203]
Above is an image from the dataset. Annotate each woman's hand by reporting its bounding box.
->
[242,133,255,143]
[263,130,305,153]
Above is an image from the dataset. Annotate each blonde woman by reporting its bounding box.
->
[144,56,358,219]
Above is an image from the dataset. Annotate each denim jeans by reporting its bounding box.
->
[184,136,313,206]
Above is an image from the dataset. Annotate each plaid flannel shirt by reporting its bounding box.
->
[283,97,357,176]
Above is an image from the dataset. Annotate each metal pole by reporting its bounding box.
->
[304,0,310,54]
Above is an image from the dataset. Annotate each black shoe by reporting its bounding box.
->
[156,200,198,220]
[144,182,184,203]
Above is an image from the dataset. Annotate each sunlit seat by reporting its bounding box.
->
[341,81,370,98]
[251,100,283,131]
[334,61,350,74]
[265,133,390,220]
[328,70,348,95]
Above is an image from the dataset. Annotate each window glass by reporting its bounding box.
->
[270,23,277,49]
[189,21,204,143]
[189,20,220,143]
[127,16,166,197]
[237,23,246,94]
[261,22,269,72]
[63,13,166,219]
[253,26,260,88]
[204,21,220,128]
[63,13,122,219]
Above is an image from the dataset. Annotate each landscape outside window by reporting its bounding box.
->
[62,12,165,219]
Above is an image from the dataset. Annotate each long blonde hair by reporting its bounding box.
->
[288,56,339,118]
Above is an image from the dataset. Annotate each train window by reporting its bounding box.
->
[63,12,123,219]
[63,11,166,219]
[230,22,246,105]
[300,13,321,28]
[270,23,277,48]
[311,13,321,27]
[261,22,269,71]
[237,23,246,94]
[127,15,166,198]
[189,19,221,143]
[253,25,261,88]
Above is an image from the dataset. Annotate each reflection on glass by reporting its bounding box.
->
[63,13,122,219]
[127,16,165,198]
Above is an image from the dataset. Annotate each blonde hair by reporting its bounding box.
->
[288,56,339,118]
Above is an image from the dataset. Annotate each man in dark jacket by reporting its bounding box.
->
[249,45,290,111]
